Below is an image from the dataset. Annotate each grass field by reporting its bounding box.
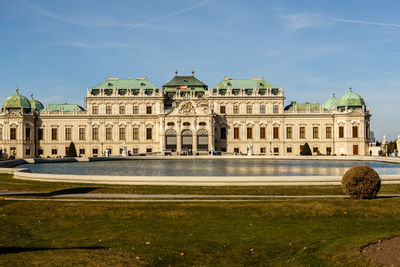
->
[2,173,400,196]
[1,198,400,266]
[1,173,400,266]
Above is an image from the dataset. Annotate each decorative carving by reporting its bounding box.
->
[179,102,195,114]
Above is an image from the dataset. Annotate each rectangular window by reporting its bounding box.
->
[133,128,139,140]
[339,126,344,138]
[260,127,266,139]
[0,127,2,140]
[79,128,85,141]
[65,128,72,141]
[38,149,43,155]
[133,106,139,114]
[146,128,152,140]
[300,127,305,139]
[79,149,85,156]
[106,106,112,114]
[119,127,126,140]
[313,127,319,139]
[313,147,319,153]
[106,128,112,140]
[260,147,266,154]
[133,148,139,154]
[326,147,332,155]
[273,105,279,113]
[10,128,16,140]
[146,106,152,114]
[246,105,252,114]
[326,127,332,139]
[247,127,253,139]
[92,127,99,141]
[273,147,279,154]
[234,147,240,154]
[25,128,31,141]
[287,147,292,153]
[220,127,226,140]
[233,105,239,114]
[260,105,265,114]
[220,106,226,114]
[92,148,98,155]
[51,128,58,141]
[273,127,279,139]
[38,128,44,141]
[234,127,240,139]
[352,126,358,138]
[25,149,30,156]
[92,106,98,114]
[51,149,57,155]
[146,148,152,153]
[119,106,125,115]
[286,127,292,139]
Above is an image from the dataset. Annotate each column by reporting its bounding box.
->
[177,132,182,154]
[193,132,197,154]
[208,119,214,152]
[159,118,165,153]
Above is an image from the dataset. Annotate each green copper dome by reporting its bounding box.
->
[29,94,44,111]
[323,93,339,110]
[338,88,365,107]
[2,88,31,110]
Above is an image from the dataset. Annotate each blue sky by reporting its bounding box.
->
[1,0,400,140]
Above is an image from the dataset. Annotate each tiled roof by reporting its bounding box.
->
[92,78,156,90]
[214,79,277,89]
[163,75,207,87]
[46,104,85,112]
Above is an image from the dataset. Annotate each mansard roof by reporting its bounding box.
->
[163,75,207,88]
[284,102,322,111]
[92,78,156,90]
[214,78,278,90]
[46,103,85,112]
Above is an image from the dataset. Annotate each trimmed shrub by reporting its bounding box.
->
[67,142,77,157]
[300,143,312,156]
[342,165,381,199]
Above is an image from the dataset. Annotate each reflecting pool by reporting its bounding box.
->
[19,159,400,176]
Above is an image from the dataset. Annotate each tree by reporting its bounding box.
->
[67,142,77,157]
[300,142,312,156]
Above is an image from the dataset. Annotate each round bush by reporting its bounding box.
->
[342,165,381,199]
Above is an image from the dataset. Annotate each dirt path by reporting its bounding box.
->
[361,236,400,266]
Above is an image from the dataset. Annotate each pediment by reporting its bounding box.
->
[167,101,211,116]
[4,111,23,119]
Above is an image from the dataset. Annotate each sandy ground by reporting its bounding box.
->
[361,235,400,266]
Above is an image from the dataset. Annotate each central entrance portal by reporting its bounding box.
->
[181,129,193,152]
[165,129,177,152]
[197,129,208,151]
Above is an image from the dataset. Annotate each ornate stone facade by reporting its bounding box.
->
[0,73,371,159]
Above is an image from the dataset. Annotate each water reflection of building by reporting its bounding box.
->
[0,72,371,159]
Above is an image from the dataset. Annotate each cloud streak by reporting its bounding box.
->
[120,0,215,32]
[51,41,142,49]
[332,17,400,28]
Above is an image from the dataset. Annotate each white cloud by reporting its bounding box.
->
[277,12,329,31]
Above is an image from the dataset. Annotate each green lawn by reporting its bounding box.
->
[1,173,400,196]
[1,198,399,266]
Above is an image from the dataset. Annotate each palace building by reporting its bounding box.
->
[0,72,370,159]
